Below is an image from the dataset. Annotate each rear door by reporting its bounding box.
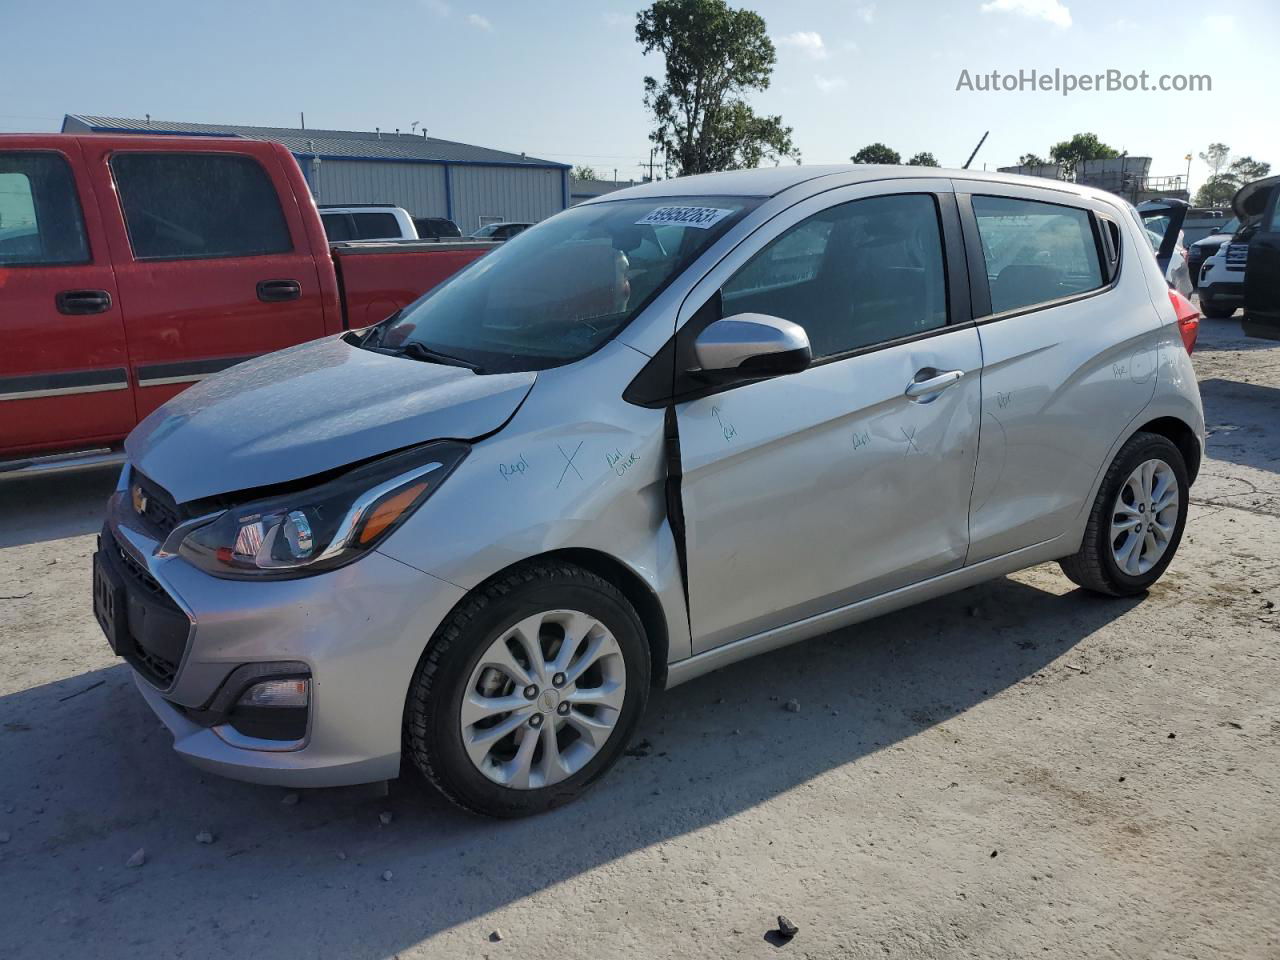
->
[0,139,133,457]
[674,182,983,653]
[1242,181,1280,340]
[1137,199,1190,294]
[956,183,1160,563]
[81,140,328,418]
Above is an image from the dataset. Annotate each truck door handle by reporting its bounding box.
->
[56,289,112,315]
[257,279,301,302]
[904,368,964,402]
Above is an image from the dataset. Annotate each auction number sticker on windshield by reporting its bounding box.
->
[635,206,733,229]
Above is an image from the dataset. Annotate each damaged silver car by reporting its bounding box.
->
[94,166,1204,816]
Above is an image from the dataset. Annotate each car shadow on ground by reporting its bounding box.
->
[0,467,117,549]
[0,572,1141,959]
[1199,377,1280,477]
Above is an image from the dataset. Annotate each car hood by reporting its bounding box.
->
[1191,232,1232,249]
[1233,174,1280,220]
[125,335,535,503]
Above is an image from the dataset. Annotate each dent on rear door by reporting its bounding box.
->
[967,230,1160,563]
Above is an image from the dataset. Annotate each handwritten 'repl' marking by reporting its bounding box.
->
[499,454,530,481]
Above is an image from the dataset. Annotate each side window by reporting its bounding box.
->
[1268,188,1280,233]
[722,193,948,359]
[111,152,292,260]
[321,213,353,242]
[351,212,401,239]
[971,195,1104,314]
[0,152,89,266]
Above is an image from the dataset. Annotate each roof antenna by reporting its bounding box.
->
[376,127,381,139]
[962,130,989,170]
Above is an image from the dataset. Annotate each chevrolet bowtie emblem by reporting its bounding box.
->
[131,484,148,515]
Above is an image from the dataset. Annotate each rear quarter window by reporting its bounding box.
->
[351,212,402,239]
[111,152,293,260]
[972,195,1104,314]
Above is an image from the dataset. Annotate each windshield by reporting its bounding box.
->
[373,196,757,372]
[471,223,500,238]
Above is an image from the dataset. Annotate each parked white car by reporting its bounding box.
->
[318,204,419,242]
[1197,245,1244,318]
[97,166,1205,817]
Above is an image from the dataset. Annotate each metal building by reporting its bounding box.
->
[61,114,571,233]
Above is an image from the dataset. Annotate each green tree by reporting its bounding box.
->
[571,164,598,181]
[1018,153,1047,167]
[906,151,939,167]
[1198,142,1230,180]
[1193,154,1272,206]
[1049,132,1119,179]
[636,0,798,175]
[851,142,900,164]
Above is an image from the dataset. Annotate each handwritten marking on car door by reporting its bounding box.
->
[711,405,738,442]
[556,442,584,488]
[900,426,922,455]
[996,391,1013,409]
[852,430,872,451]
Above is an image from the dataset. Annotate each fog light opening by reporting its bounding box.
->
[237,677,310,709]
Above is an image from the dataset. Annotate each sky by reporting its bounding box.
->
[5,0,1277,195]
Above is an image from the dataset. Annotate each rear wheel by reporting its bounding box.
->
[404,562,650,817]
[1059,432,1189,596]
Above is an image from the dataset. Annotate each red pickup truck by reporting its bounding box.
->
[0,134,493,473]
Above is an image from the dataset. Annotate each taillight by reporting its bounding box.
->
[1168,289,1199,354]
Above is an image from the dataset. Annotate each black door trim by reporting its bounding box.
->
[0,367,129,401]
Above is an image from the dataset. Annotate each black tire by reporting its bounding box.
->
[1200,298,1235,319]
[404,562,650,818]
[1059,431,1189,596]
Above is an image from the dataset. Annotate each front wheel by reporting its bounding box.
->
[1059,432,1189,596]
[404,562,650,817]
[1200,298,1236,319]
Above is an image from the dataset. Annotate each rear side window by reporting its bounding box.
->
[722,193,948,360]
[972,195,1103,314]
[0,152,89,266]
[351,212,401,239]
[321,213,353,241]
[111,153,292,260]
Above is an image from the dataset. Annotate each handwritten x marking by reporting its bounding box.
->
[901,426,921,455]
[556,441,584,488]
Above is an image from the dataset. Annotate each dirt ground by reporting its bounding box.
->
[1,312,1277,960]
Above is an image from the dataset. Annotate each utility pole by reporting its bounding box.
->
[1184,153,1193,200]
[300,112,306,130]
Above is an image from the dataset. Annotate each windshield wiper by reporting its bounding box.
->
[387,340,483,373]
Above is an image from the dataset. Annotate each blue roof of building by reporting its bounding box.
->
[63,115,569,169]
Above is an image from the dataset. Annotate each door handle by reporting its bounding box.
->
[904,368,964,401]
[56,289,112,315]
[257,279,301,303]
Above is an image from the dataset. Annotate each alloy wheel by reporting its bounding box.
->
[460,610,626,789]
[1110,458,1179,576]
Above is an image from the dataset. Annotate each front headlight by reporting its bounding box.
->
[178,441,468,579]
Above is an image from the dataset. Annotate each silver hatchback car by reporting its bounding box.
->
[95,166,1204,816]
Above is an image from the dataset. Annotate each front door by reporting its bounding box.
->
[1242,179,1280,340]
[81,141,329,419]
[0,140,133,457]
[675,186,982,652]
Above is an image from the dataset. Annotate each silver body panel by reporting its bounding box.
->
[101,165,1205,787]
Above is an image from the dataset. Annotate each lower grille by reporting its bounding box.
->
[101,528,190,689]
[132,471,185,538]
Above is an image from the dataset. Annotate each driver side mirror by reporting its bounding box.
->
[693,313,812,377]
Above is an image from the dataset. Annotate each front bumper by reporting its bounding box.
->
[100,480,467,787]
[1198,280,1245,305]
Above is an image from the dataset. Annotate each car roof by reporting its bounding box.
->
[583,164,1121,204]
